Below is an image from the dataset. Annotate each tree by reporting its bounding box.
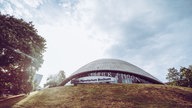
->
[166,68,180,81]
[166,66,192,88]
[57,70,66,84]
[0,13,46,94]
[44,70,66,88]
[180,66,192,87]
[44,75,57,88]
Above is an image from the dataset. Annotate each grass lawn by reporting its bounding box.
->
[13,84,192,108]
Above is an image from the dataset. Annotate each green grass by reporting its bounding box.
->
[13,84,192,108]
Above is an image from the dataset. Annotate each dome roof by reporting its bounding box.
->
[72,59,161,83]
[60,59,162,85]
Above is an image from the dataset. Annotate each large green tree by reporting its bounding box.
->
[0,14,46,95]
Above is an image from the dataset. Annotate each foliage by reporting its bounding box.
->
[57,70,66,84]
[44,70,66,88]
[0,13,46,95]
[180,66,192,87]
[166,65,192,87]
[166,68,180,82]
[44,75,58,88]
[166,67,180,86]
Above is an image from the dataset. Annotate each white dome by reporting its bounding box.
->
[60,59,162,85]
[72,59,161,83]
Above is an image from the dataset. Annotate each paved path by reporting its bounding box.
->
[0,94,26,108]
[0,94,25,102]
[12,91,39,108]
[0,91,39,108]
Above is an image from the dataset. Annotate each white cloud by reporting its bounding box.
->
[0,2,14,14]
[23,0,44,8]
[1,0,192,84]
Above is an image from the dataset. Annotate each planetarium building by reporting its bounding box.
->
[60,59,163,85]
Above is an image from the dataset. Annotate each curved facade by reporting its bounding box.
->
[60,59,163,85]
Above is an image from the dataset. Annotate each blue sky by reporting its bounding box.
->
[1,0,192,85]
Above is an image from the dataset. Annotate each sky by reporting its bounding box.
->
[0,0,192,86]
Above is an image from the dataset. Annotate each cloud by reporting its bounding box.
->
[73,0,192,82]
[0,0,80,25]
[23,0,44,8]
[113,1,192,81]
[1,0,192,83]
